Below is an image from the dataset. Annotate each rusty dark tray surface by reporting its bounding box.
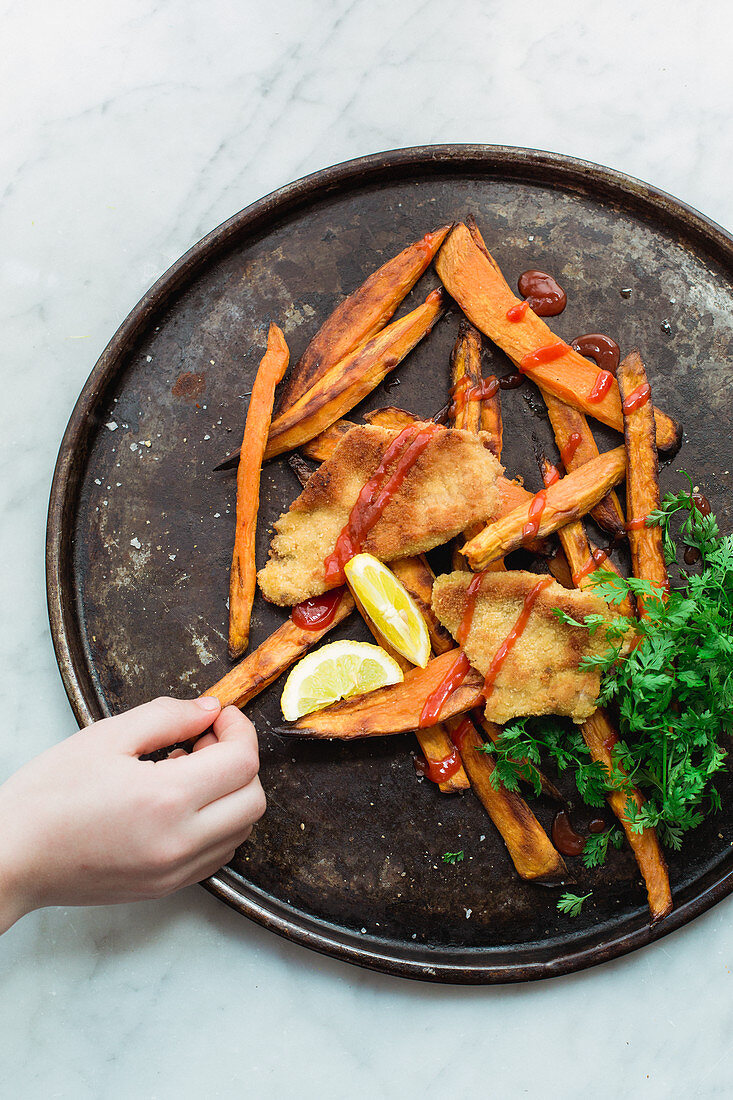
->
[47,146,733,983]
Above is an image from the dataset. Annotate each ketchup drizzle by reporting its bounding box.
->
[587,370,614,402]
[291,588,345,631]
[419,570,487,727]
[414,748,462,784]
[506,300,529,323]
[323,423,438,584]
[622,382,651,414]
[519,342,568,373]
[523,490,548,540]
[573,548,609,586]
[626,515,648,532]
[560,431,583,467]
[482,577,553,699]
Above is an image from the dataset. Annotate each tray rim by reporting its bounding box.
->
[46,143,733,984]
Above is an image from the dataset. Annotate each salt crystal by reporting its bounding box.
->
[204,434,211,441]
[130,443,138,452]
[130,537,141,549]
[106,421,118,431]
[94,478,101,485]
[146,355,152,362]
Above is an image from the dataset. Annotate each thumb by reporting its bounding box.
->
[102,696,222,755]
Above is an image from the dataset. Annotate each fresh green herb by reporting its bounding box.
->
[582,827,625,869]
[442,850,464,865]
[557,891,592,917]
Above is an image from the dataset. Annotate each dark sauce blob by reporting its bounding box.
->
[684,546,702,565]
[518,270,567,316]
[692,491,711,516]
[551,810,586,857]
[571,333,620,376]
[499,371,526,390]
[588,818,607,834]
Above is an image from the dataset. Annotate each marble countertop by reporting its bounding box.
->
[2,2,732,1096]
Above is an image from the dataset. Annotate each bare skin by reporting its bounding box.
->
[0,696,265,933]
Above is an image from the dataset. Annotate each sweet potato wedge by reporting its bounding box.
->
[390,556,456,656]
[228,323,290,658]
[462,446,628,570]
[204,589,355,708]
[581,709,672,922]
[435,223,681,451]
[280,650,484,739]
[263,290,446,460]
[617,349,668,611]
[277,225,451,409]
[450,322,484,433]
[363,406,424,431]
[542,390,626,540]
[447,716,567,883]
[538,455,635,620]
[348,587,469,793]
[300,420,358,462]
[480,377,503,460]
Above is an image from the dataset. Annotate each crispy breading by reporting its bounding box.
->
[258,424,503,605]
[431,570,613,724]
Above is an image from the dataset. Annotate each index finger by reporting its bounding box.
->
[161,706,261,807]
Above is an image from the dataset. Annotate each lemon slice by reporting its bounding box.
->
[344,553,431,668]
[281,639,403,721]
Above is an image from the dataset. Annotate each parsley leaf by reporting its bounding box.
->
[442,850,464,865]
[557,891,592,917]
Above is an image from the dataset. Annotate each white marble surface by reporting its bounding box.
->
[2,1,733,1096]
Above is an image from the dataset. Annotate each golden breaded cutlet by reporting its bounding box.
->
[258,424,503,606]
[432,570,614,724]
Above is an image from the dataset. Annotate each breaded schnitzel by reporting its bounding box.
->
[258,424,503,606]
[431,570,614,724]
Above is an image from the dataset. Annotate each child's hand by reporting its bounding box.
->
[0,697,265,932]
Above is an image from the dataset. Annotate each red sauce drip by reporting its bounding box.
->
[622,382,651,414]
[626,515,648,532]
[413,748,462,784]
[573,548,609,585]
[450,717,473,752]
[560,431,583,467]
[517,270,567,316]
[603,734,617,755]
[571,333,620,375]
[450,375,500,420]
[449,374,469,422]
[522,490,548,540]
[479,376,500,400]
[544,465,561,487]
[551,810,586,857]
[587,370,615,402]
[323,423,439,584]
[419,652,472,728]
[419,571,488,728]
[692,492,711,516]
[519,342,568,373]
[291,588,344,631]
[588,818,607,834]
[506,300,529,322]
[499,371,525,390]
[483,577,553,699]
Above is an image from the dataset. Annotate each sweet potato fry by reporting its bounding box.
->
[277,225,451,409]
[300,419,357,462]
[450,322,483,433]
[390,556,455,655]
[480,377,503,460]
[581,709,672,922]
[205,589,355,708]
[617,349,668,611]
[228,324,290,658]
[263,290,446,460]
[280,650,484,739]
[348,586,469,793]
[542,389,626,539]
[538,455,635,620]
[462,446,628,570]
[446,717,567,883]
[363,406,423,431]
[434,223,681,451]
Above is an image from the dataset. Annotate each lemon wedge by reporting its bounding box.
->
[280,639,403,721]
[344,553,431,668]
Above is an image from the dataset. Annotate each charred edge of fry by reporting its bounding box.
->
[348,584,469,793]
[446,717,568,884]
[363,407,424,430]
[476,713,564,802]
[541,388,626,539]
[450,321,483,434]
[288,453,315,488]
[277,224,452,408]
[617,349,668,606]
[581,709,672,923]
[300,420,358,462]
[205,592,355,709]
[390,556,455,656]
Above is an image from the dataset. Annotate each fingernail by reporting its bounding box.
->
[196,695,221,711]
